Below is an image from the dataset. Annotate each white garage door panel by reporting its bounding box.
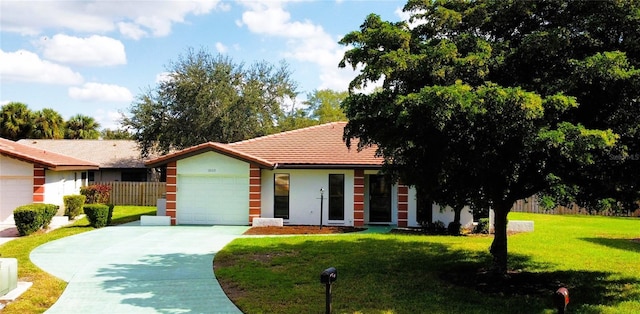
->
[0,177,33,222]
[177,175,249,225]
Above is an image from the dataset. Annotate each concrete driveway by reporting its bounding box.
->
[30,223,249,314]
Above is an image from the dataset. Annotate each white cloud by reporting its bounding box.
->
[1,0,225,39]
[155,72,173,84]
[38,34,126,67]
[215,42,228,53]
[68,82,133,102]
[0,100,10,106]
[117,22,146,40]
[0,49,84,85]
[394,6,426,29]
[95,108,124,129]
[238,1,354,91]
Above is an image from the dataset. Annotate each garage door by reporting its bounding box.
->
[177,175,249,225]
[0,178,32,222]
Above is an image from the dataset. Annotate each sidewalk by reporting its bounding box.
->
[0,216,74,246]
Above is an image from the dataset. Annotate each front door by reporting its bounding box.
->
[369,175,391,223]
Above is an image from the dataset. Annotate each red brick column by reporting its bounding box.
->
[353,169,365,227]
[397,184,409,227]
[33,166,45,203]
[165,161,177,225]
[249,164,261,225]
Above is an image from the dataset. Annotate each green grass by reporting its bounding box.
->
[0,205,155,314]
[215,213,640,314]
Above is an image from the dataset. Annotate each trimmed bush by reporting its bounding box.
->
[106,204,115,226]
[40,204,59,228]
[474,218,490,234]
[83,204,109,228]
[14,207,42,236]
[13,204,59,236]
[447,221,462,235]
[80,184,111,204]
[64,195,86,219]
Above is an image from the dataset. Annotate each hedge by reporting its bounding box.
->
[64,195,86,219]
[13,204,59,236]
[83,204,109,228]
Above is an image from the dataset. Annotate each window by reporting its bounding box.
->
[328,174,344,220]
[274,174,290,219]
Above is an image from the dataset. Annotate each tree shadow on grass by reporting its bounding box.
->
[581,237,640,253]
[216,235,640,314]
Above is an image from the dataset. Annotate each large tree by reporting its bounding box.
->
[65,114,101,139]
[0,102,32,140]
[339,0,639,273]
[123,48,298,156]
[304,89,348,123]
[31,108,65,139]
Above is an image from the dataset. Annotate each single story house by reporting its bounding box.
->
[0,138,99,222]
[146,122,473,227]
[18,139,153,182]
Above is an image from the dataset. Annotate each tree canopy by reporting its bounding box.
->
[65,114,101,139]
[339,0,640,272]
[123,48,298,156]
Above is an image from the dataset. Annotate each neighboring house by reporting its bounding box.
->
[0,138,99,222]
[146,122,473,227]
[18,139,151,182]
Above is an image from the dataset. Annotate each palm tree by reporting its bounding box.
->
[65,114,101,139]
[0,102,33,140]
[31,108,65,139]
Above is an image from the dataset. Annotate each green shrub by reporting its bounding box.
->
[447,221,462,235]
[13,207,43,236]
[83,204,109,228]
[80,184,111,204]
[474,218,490,234]
[63,195,86,219]
[13,204,58,236]
[39,204,59,228]
[106,204,115,226]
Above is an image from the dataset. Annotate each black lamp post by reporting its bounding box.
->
[319,188,324,229]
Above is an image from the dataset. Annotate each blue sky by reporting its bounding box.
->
[1,0,407,130]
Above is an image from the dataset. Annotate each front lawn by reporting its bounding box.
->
[0,205,155,314]
[215,213,640,314]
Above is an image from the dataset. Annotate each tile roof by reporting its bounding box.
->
[18,139,150,168]
[145,122,383,169]
[228,122,382,168]
[0,138,99,171]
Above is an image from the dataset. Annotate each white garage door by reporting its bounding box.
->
[177,175,249,225]
[0,177,32,222]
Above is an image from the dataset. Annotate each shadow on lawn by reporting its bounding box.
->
[216,235,640,313]
[581,237,640,253]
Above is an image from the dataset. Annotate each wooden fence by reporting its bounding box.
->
[511,196,640,217]
[93,181,166,206]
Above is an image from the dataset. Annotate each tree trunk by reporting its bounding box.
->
[451,205,463,235]
[489,202,511,275]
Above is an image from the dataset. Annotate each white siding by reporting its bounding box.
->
[44,170,86,208]
[432,204,474,228]
[261,169,355,226]
[0,155,33,222]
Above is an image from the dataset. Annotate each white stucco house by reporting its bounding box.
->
[0,138,99,222]
[146,122,473,228]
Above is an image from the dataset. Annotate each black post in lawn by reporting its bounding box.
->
[320,267,337,314]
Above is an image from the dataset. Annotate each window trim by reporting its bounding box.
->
[274,173,290,219]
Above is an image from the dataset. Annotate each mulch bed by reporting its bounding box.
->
[243,225,365,235]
